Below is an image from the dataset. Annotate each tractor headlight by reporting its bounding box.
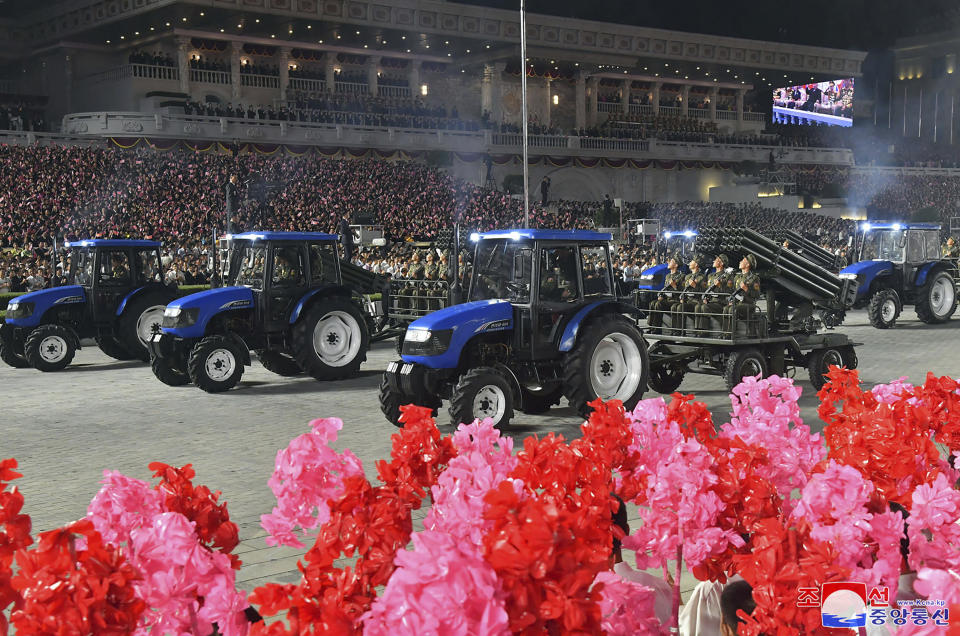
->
[161,306,199,328]
[838,273,858,280]
[402,328,453,356]
[4,302,33,319]
[639,274,655,280]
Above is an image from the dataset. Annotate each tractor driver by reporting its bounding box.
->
[723,254,761,333]
[273,249,302,286]
[110,254,129,280]
[539,247,579,302]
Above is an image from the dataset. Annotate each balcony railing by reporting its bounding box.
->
[190,69,230,85]
[131,64,179,81]
[241,73,279,89]
[289,77,326,93]
[744,112,766,122]
[716,110,737,120]
[628,104,654,116]
[490,133,570,149]
[598,101,620,113]
[579,137,650,152]
[335,81,368,94]
[378,85,411,98]
[688,108,709,119]
[659,105,681,116]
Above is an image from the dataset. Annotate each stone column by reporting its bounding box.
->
[621,78,631,114]
[709,86,718,122]
[63,50,73,115]
[543,77,552,127]
[278,47,291,102]
[176,36,191,95]
[325,53,336,92]
[588,76,599,127]
[230,41,242,100]
[367,55,380,96]
[652,81,661,116]
[409,60,422,98]
[575,70,586,131]
[736,87,746,129]
[491,62,506,123]
[681,84,690,116]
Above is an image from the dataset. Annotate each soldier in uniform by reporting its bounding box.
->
[695,254,734,334]
[671,256,707,334]
[648,254,684,332]
[943,236,959,259]
[723,254,762,333]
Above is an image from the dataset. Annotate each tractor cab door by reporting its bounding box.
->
[263,243,309,332]
[903,230,928,286]
[530,243,584,360]
[91,248,134,322]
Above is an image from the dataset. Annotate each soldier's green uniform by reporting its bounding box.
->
[671,266,707,334]
[695,260,734,333]
[942,238,959,259]
[648,259,685,331]
[723,255,762,333]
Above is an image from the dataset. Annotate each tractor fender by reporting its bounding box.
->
[491,362,522,402]
[288,285,352,324]
[160,286,254,339]
[839,261,893,299]
[224,331,252,366]
[115,283,174,316]
[3,285,86,328]
[914,260,950,287]
[558,301,643,352]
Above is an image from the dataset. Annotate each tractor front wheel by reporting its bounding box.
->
[187,335,244,393]
[0,324,28,368]
[449,367,515,428]
[257,350,303,377]
[24,324,77,372]
[867,288,900,329]
[151,355,190,386]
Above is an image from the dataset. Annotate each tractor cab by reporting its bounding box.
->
[68,239,165,323]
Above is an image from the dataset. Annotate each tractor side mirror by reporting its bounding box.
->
[514,249,532,281]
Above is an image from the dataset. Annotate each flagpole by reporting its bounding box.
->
[520,0,530,228]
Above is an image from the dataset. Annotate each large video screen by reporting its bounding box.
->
[772,78,854,127]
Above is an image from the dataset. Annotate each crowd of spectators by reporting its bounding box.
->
[128,50,176,68]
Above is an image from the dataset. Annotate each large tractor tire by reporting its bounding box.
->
[807,347,844,392]
[292,298,369,381]
[118,295,168,362]
[187,335,245,393]
[0,323,29,368]
[646,341,686,395]
[723,348,768,392]
[379,373,406,427]
[24,324,78,372]
[562,314,649,418]
[449,366,515,428]
[915,270,957,324]
[867,288,900,329]
[519,384,564,414]
[257,350,303,377]
[151,355,190,386]
[96,334,137,361]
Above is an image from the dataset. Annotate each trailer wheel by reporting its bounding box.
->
[0,324,28,368]
[839,345,858,370]
[807,348,844,391]
[724,348,767,392]
[24,324,77,372]
[449,366,514,428]
[293,298,369,381]
[647,342,686,394]
[96,334,136,361]
[563,314,648,417]
[915,270,957,324]
[187,335,244,393]
[519,384,564,414]
[257,350,303,376]
[867,288,900,329]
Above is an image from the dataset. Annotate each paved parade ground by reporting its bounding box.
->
[4,308,960,596]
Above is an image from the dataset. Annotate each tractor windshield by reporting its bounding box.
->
[469,239,533,303]
[860,230,905,262]
[68,248,95,286]
[230,242,267,290]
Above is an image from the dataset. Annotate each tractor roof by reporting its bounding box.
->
[472,229,612,242]
[226,231,339,241]
[66,239,162,248]
[860,222,941,231]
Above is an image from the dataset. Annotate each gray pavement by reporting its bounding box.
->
[3,308,960,598]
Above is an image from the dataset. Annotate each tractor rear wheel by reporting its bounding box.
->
[563,314,648,418]
[118,295,168,361]
[151,355,190,386]
[292,298,369,381]
[0,324,28,368]
[867,288,900,329]
[187,335,244,393]
[449,366,515,428]
[24,324,77,372]
[96,334,136,361]
[915,270,957,324]
[257,350,303,376]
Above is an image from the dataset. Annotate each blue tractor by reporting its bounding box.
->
[149,232,373,392]
[1,240,174,371]
[379,229,649,429]
[634,230,697,309]
[839,222,958,329]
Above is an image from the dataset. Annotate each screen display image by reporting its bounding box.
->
[772,78,854,127]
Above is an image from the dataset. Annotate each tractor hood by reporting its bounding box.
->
[4,285,86,327]
[839,261,893,298]
[161,286,255,338]
[402,300,513,369]
[636,263,668,290]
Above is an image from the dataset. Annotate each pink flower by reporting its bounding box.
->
[593,570,666,635]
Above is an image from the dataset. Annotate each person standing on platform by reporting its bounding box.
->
[338,212,355,262]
